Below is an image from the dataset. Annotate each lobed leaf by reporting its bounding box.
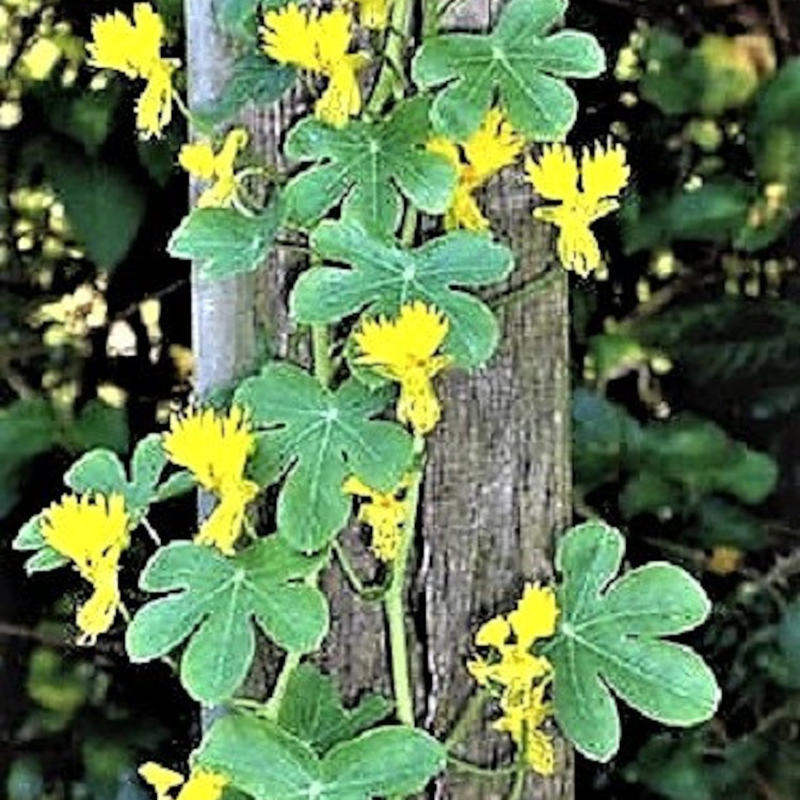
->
[196,714,445,800]
[126,539,329,703]
[292,220,514,368]
[412,0,605,140]
[549,521,720,762]
[168,197,286,281]
[283,97,456,235]
[234,362,414,552]
[278,663,392,754]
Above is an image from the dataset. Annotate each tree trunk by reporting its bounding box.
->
[185,0,573,797]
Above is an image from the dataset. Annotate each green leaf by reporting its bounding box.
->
[234,363,414,552]
[283,97,456,235]
[40,84,122,155]
[640,417,777,504]
[63,434,167,522]
[549,521,720,762]
[196,53,296,125]
[168,197,286,281]
[68,400,130,453]
[0,399,60,516]
[12,515,69,574]
[292,220,514,368]
[126,539,329,703]
[197,714,446,800]
[278,664,392,754]
[44,144,146,269]
[411,0,605,140]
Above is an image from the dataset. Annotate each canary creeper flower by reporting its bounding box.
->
[468,583,559,776]
[260,3,367,127]
[427,108,523,231]
[467,582,557,692]
[139,763,228,800]
[40,493,129,644]
[354,302,451,436]
[87,3,177,138]
[493,681,555,776]
[179,128,249,208]
[526,141,630,277]
[163,406,258,554]
[343,474,412,561]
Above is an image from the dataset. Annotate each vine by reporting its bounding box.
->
[13,0,721,797]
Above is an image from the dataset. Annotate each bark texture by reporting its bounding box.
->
[186,0,572,796]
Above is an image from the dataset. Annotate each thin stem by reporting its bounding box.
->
[367,0,414,113]
[447,756,520,779]
[384,435,425,727]
[312,324,333,387]
[262,651,302,719]
[506,764,526,800]
[174,92,215,137]
[444,690,488,750]
[333,539,370,595]
[488,267,560,311]
[400,206,418,247]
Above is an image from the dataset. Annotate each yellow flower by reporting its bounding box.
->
[343,474,412,561]
[427,108,523,231]
[179,128,249,208]
[260,3,366,128]
[87,3,177,138]
[139,763,228,800]
[353,302,451,436]
[40,493,129,644]
[493,681,555,776]
[354,0,392,29]
[526,141,630,277]
[163,406,258,554]
[467,582,558,694]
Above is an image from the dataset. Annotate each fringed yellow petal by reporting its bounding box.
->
[354,302,451,436]
[527,141,630,276]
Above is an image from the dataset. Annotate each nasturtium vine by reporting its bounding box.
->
[15,0,721,796]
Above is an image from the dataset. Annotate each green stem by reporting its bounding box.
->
[400,206,418,246]
[384,435,425,727]
[312,324,333,387]
[367,0,415,114]
[444,690,488,750]
[263,651,301,720]
[447,756,520,780]
[333,539,391,600]
[506,764,526,800]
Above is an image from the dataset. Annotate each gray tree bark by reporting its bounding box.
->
[186,0,573,797]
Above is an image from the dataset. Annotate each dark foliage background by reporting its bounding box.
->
[1,0,799,798]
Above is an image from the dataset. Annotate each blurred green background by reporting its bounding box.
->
[2,0,799,798]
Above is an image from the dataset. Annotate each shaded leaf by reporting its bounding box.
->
[168,198,286,281]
